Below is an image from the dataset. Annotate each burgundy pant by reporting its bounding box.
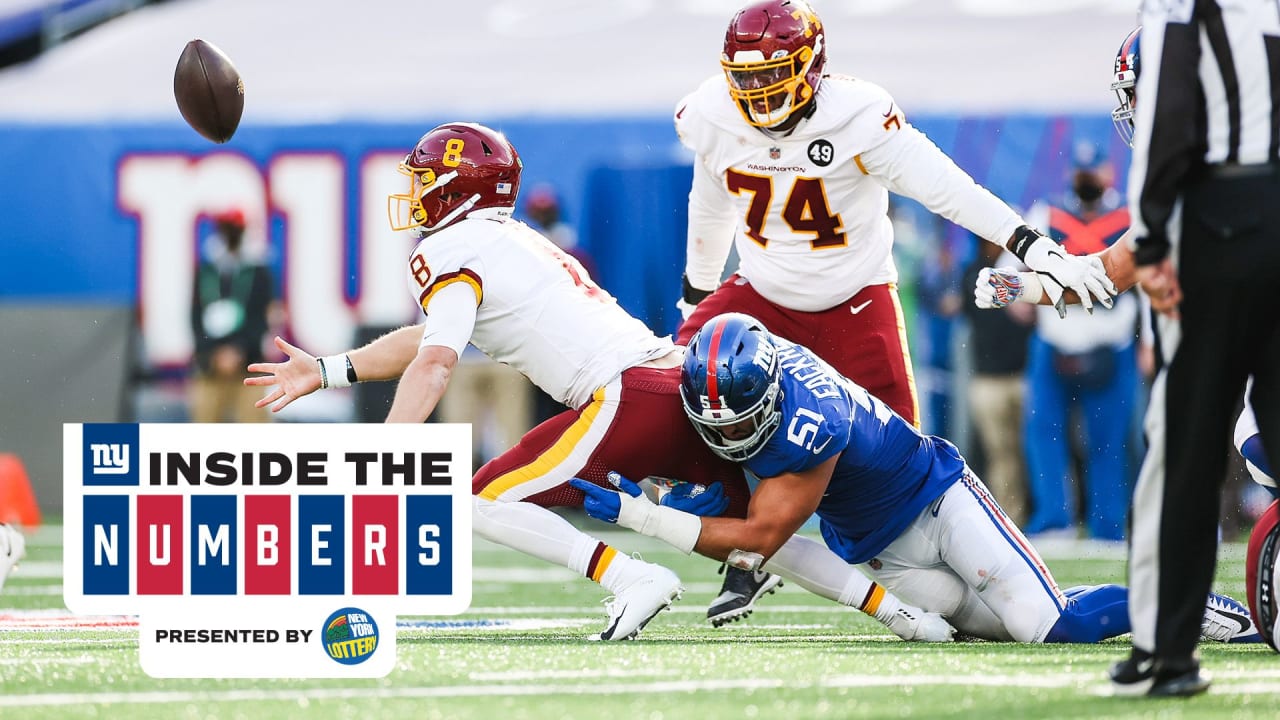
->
[677,275,919,426]
[473,365,750,518]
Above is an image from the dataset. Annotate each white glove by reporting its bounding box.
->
[676,298,698,321]
[883,605,956,643]
[1014,229,1116,318]
[974,267,1044,310]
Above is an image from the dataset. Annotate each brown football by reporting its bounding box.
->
[173,39,244,144]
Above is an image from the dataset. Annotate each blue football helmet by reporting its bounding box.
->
[680,313,783,461]
[1111,27,1141,146]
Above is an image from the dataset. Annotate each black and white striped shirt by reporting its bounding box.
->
[1128,0,1280,264]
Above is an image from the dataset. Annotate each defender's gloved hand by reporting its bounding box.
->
[660,482,729,517]
[569,472,703,554]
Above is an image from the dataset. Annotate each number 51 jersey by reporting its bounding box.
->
[746,337,965,563]
[404,217,674,410]
[675,74,906,311]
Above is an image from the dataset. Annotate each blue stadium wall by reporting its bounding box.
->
[0,114,1129,370]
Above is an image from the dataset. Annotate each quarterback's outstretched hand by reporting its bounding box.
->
[660,481,729,517]
[884,604,956,643]
[1011,227,1116,318]
[245,336,322,412]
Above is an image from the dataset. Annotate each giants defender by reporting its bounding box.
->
[674,0,1116,623]
[248,122,956,644]
[576,313,1254,645]
[974,27,1264,649]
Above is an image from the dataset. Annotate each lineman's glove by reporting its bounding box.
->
[975,267,1045,310]
[1011,226,1115,318]
[676,273,712,321]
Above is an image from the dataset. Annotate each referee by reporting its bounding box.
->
[1112,0,1280,697]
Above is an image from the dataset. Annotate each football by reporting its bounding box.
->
[173,39,244,144]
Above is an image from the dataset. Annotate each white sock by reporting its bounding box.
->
[764,534,899,619]
[472,497,631,587]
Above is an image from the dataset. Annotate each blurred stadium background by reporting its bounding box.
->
[3,0,1225,527]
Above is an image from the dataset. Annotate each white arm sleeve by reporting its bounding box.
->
[685,156,737,292]
[1235,378,1261,451]
[418,281,478,358]
[859,125,1024,245]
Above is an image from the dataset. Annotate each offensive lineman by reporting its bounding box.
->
[674,0,1116,623]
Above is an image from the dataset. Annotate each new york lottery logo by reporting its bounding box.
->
[323,607,380,665]
[63,422,472,679]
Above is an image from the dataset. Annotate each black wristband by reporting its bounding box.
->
[682,273,712,305]
[316,357,330,390]
[344,354,359,383]
[1008,225,1041,262]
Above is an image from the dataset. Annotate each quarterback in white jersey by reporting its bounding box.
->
[403,212,672,412]
[247,122,700,642]
[675,0,1115,626]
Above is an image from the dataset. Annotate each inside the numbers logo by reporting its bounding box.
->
[807,139,834,167]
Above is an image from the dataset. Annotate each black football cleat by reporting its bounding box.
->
[707,564,783,627]
[1109,650,1211,698]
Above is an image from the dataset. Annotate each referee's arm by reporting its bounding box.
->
[1127,9,1204,267]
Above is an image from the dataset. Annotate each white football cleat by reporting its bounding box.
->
[0,523,26,594]
[1201,591,1262,643]
[593,562,684,641]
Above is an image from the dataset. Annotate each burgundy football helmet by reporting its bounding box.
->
[388,122,523,235]
[1111,27,1141,147]
[721,0,827,129]
[1247,499,1280,651]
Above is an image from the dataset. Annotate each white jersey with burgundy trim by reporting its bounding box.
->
[404,217,674,409]
[676,73,1023,312]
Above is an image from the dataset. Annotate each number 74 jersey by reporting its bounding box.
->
[676,74,908,312]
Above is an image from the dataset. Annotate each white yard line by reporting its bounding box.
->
[4,672,1280,708]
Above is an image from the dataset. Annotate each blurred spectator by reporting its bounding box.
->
[1022,143,1139,541]
[962,239,1034,525]
[189,208,276,422]
[911,211,965,437]
[524,184,578,250]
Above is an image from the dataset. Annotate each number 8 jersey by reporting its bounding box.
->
[676,73,1023,312]
[404,216,674,410]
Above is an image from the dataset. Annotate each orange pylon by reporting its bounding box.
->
[0,453,41,530]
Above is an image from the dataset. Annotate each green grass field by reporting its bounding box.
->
[3,522,1278,719]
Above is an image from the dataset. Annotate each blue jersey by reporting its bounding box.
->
[746,339,967,563]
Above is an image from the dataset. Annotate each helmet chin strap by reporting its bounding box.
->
[420,193,482,236]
